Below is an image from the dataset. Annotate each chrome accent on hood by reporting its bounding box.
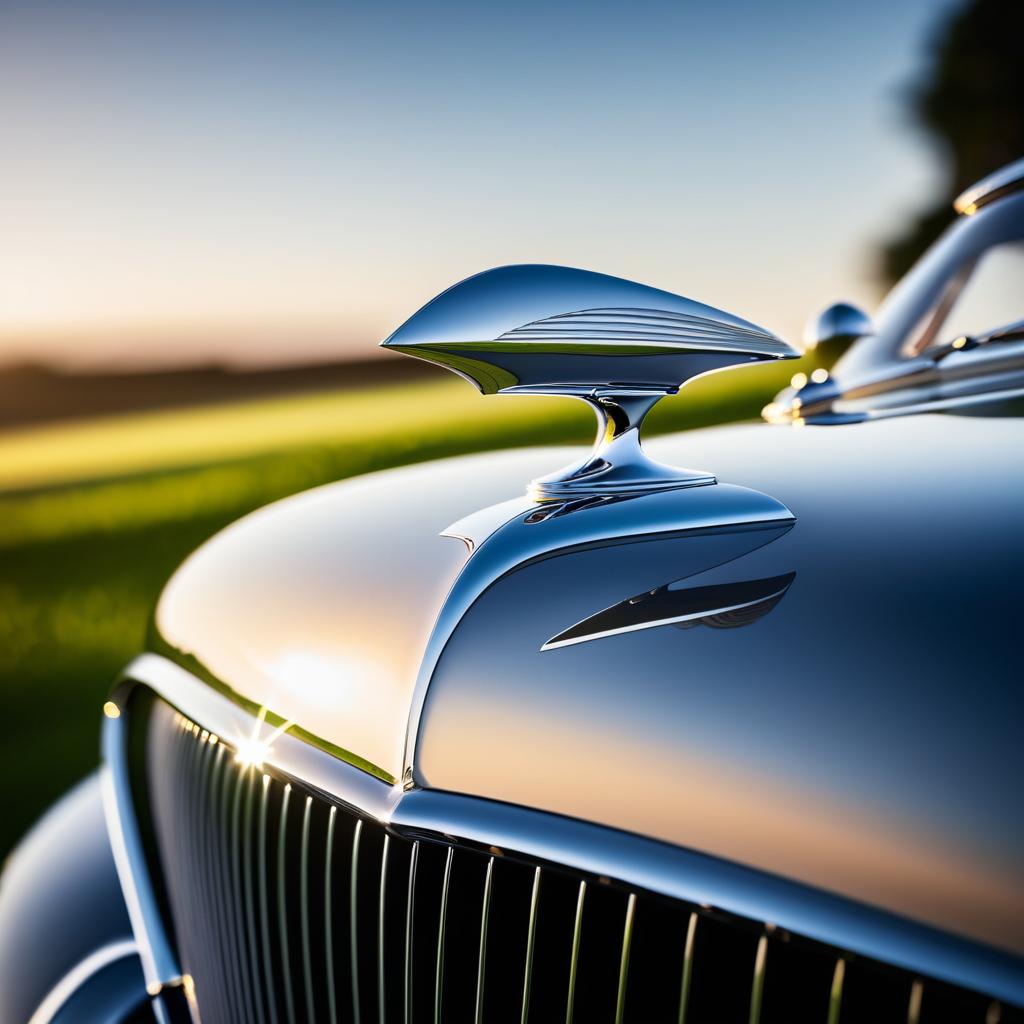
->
[382,264,798,498]
[404,479,794,782]
[540,571,795,651]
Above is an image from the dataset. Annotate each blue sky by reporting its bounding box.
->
[0,0,960,368]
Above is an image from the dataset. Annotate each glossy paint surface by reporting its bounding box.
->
[0,774,140,1024]
[156,452,552,780]
[154,412,1024,957]
[418,414,1024,956]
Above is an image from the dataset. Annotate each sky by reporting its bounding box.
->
[0,0,960,370]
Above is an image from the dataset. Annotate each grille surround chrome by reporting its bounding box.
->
[102,653,1024,1019]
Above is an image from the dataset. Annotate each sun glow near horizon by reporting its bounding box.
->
[0,0,950,370]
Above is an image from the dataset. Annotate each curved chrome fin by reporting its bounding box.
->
[382,264,799,499]
[541,570,796,651]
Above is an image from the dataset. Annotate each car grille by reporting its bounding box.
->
[135,694,1014,1024]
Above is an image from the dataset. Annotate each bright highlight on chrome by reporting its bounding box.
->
[233,704,294,769]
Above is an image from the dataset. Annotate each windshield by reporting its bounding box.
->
[837,190,1024,377]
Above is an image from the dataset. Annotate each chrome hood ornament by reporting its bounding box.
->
[382,265,798,498]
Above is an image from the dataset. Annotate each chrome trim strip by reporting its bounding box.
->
[849,384,1024,422]
[101,712,181,992]
[119,654,402,820]
[27,939,140,1024]
[112,653,1024,1009]
[768,349,1024,426]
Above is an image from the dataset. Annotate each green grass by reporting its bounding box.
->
[0,353,828,859]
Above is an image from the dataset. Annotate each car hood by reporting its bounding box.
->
[154,413,1024,956]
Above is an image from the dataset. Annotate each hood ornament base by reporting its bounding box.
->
[382,264,799,499]
[516,387,714,500]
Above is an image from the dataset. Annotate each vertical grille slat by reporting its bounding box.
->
[678,910,698,1024]
[520,866,541,1024]
[219,747,247,1023]
[178,725,203,965]
[207,743,233,1022]
[379,833,391,1022]
[566,879,586,1024]
[241,771,266,1024]
[277,783,298,1024]
[135,694,1012,1024]
[404,841,419,1024]
[233,769,258,1024]
[435,844,453,1024]
[299,795,316,1024]
[615,892,638,1024]
[749,933,768,1024]
[475,855,495,1024]
[257,775,280,1024]
[350,818,364,1024]
[574,879,626,1022]
[324,806,339,1024]
[184,734,214,1014]
[828,958,846,1024]
[908,979,925,1024]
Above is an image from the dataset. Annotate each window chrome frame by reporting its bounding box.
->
[832,190,1024,380]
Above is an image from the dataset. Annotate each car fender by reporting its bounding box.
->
[0,772,149,1024]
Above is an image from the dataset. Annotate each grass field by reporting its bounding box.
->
[0,353,827,858]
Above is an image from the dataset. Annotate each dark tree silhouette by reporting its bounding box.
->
[879,0,1024,286]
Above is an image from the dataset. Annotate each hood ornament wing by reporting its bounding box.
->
[382,264,799,499]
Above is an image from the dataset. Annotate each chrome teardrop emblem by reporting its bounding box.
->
[382,264,799,499]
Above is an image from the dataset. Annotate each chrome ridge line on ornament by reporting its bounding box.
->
[381,264,799,499]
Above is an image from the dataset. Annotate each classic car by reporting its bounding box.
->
[1,157,1022,1024]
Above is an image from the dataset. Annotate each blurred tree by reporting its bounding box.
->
[879,0,1024,286]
